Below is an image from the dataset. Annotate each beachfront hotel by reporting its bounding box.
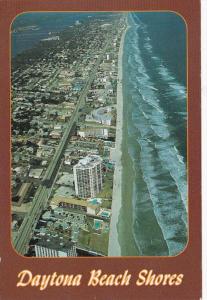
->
[73,155,103,198]
[34,237,77,257]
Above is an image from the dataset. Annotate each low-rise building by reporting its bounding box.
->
[34,235,77,257]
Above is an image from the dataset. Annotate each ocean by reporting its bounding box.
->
[119,12,188,256]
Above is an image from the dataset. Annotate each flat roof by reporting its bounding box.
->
[35,233,75,252]
[74,155,102,169]
[29,168,43,178]
[51,196,87,207]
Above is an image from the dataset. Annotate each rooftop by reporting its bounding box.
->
[51,196,87,208]
[34,233,75,253]
[74,155,102,169]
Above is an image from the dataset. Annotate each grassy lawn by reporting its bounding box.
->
[97,172,113,199]
[78,228,109,255]
[102,199,112,209]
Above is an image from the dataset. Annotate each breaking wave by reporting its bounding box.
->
[123,13,187,256]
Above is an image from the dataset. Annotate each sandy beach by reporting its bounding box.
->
[108,16,129,256]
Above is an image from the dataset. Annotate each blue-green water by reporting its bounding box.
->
[120,12,187,256]
[12,12,111,57]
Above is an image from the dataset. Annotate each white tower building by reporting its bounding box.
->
[73,155,103,198]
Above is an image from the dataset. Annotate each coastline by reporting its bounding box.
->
[108,16,129,256]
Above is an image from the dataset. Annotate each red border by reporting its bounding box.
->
[0,1,201,299]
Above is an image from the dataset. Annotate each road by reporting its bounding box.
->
[13,40,110,255]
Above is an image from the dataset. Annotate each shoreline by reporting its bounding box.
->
[108,15,130,256]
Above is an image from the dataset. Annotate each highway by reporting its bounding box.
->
[13,41,110,255]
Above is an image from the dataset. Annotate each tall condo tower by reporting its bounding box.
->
[73,155,103,198]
